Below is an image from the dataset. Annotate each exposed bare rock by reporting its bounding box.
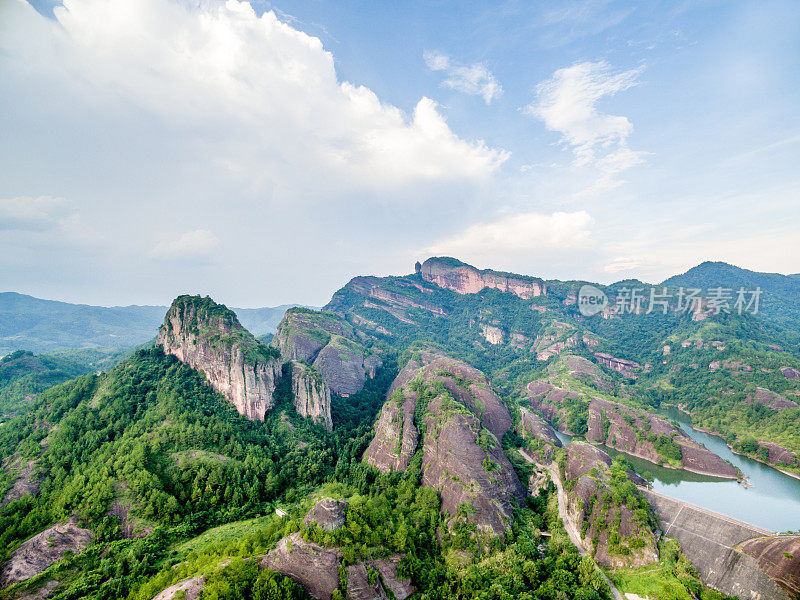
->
[152,576,205,600]
[107,497,152,539]
[1,453,39,506]
[533,322,579,360]
[273,308,382,397]
[365,352,524,536]
[563,443,658,569]
[519,408,562,448]
[291,362,333,430]
[313,338,375,397]
[709,359,752,373]
[303,498,348,532]
[780,366,800,380]
[344,558,415,600]
[739,535,800,598]
[327,276,447,327]
[593,352,641,379]
[157,295,282,421]
[479,324,504,345]
[748,387,798,410]
[518,408,562,463]
[508,332,530,349]
[420,257,545,299]
[346,563,386,600]
[362,385,419,473]
[421,394,524,536]
[557,355,613,392]
[0,517,93,587]
[755,441,799,469]
[367,555,414,600]
[527,379,739,478]
[259,533,343,600]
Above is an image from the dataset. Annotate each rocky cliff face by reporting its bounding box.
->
[158,296,282,421]
[260,532,414,600]
[420,257,545,299]
[272,308,382,396]
[364,351,524,536]
[562,443,658,569]
[291,361,333,430]
[527,378,739,478]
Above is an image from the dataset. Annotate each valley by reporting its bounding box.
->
[1,257,799,600]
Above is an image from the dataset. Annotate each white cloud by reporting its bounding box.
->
[0,196,75,231]
[423,210,594,257]
[2,0,506,193]
[525,60,645,196]
[150,229,220,262]
[424,51,503,105]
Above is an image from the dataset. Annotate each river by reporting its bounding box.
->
[554,407,800,532]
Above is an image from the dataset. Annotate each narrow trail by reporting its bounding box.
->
[519,449,626,600]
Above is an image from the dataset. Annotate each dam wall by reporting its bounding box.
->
[641,489,789,600]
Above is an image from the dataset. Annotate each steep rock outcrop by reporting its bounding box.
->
[158,296,281,421]
[152,576,205,600]
[303,498,348,531]
[272,309,382,397]
[0,517,93,587]
[260,533,342,600]
[420,257,545,299]
[365,352,524,536]
[363,385,419,473]
[326,276,447,327]
[592,352,641,379]
[739,535,800,599]
[291,362,333,430]
[519,408,562,448]
[346,556,415,600]
[532,321,579,360]
[527,375,739,479]
[562,443,657,569]
[747,387,798,410]
[260,534,414,600]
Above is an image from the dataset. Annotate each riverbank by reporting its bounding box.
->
[666,404,800,482]
[554,424,740,480]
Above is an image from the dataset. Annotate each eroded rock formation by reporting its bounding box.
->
[0,517,93,587]
[420,257,545,299]
[562,443,657,569]
[303,498,348,531]
[158,295,282,421]
[291,361,333,430]
[364,351,524,536]
[272,308,382,396]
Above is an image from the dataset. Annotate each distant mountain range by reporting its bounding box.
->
[661,261,800,330]
[0,292,299,355]
[2,260,798,356]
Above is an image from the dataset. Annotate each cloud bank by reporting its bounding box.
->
[424,51,503,105]
[3,0,507,193]
[525,60,645,196]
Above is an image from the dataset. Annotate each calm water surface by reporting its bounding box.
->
[554,407,800,532]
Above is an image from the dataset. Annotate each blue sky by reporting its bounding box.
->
[1,0,799,307]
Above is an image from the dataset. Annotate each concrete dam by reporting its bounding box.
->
[640,489,791,600]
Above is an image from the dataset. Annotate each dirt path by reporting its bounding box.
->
[518,449,625,600]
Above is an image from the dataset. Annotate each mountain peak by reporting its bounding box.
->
[419,257,546,299]
[158,294,282,421]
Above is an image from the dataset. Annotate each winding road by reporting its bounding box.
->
[519,449,625,600]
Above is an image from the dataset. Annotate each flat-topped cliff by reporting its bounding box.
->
[419,257,546,299]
